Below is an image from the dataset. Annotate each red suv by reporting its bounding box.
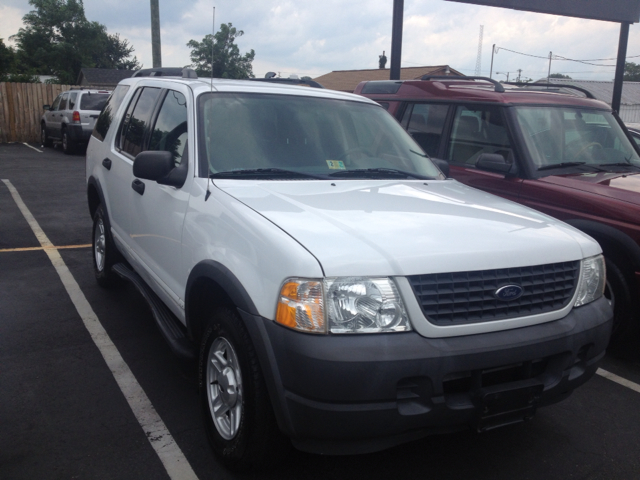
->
[357,76,640,355]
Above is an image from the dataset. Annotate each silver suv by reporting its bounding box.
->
[41,89,111,154]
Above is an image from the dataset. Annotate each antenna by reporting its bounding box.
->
[211,6,215,91]
[475,25,484,76]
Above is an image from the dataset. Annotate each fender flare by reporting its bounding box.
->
[87,176,106,219]
[565,218,640,271]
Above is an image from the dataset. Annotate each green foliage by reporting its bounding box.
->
[0,73,41,83]
[624,62,640,82]
[0,38,16,75]
[187,23,255,79]
[549,73,572,79]
[11,0,140,84]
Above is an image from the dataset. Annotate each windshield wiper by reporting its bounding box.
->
[328,168,434,180]
[597,162,640,170]
[537,162,586,171]
[210,168,329,180]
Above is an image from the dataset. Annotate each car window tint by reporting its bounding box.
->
[68,92,78,110]
[59,93,69,111]
[81,94,111,111]
[50,94,62,111]
[148,90,188,166]
[92,85,130,142]
[401,103,448,157]
[121,87,161,157]
[448,105,512,165]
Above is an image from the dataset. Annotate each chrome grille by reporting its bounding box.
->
[407,261,580,326]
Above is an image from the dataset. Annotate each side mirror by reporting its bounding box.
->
[43,105,51,111]
[476,153,512,174]
[133,150,174,181]
[430,157,450,177]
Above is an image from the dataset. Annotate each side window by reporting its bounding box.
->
[448,105,512,165]
[148,90,188,166]
[92,85,130,142]
[50,94,62,111]
[120,87,161,158]
[59,93,69,111]
[68,92,78,110]
[400,103,448,157]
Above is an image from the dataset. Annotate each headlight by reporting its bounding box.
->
[276,277,411,334]
[574,254,606,307]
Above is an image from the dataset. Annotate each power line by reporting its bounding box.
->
[495,46,640,67]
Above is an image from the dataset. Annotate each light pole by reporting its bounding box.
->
[496,71,511,82]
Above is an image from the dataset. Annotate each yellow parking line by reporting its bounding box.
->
[0,244,91,253]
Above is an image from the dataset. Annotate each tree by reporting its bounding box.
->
[549,73,572,79]
[187,23,255,79]
[11,0,140,84]
[0,38,16,75]
[624,62,640,82]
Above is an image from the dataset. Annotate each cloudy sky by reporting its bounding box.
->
[2,0,640,81]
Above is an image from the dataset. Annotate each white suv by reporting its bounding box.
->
[86,68,613,470]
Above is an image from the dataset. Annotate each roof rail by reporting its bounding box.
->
[132,67,198,79]
[247,77,324,88]
[420,75,505,93]
[505,82,595,99]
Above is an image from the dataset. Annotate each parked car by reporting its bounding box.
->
[357,76,640,356]
[41,89,111,154]
[625,122,640,146]
[86,68,612,470]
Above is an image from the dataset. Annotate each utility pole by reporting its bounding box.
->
[547,51,552,84]
[150,0,162,68]
[516,69,522,82]
[489,44,496,79]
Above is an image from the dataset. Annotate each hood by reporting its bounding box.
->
[215,179,599,277]
[541,171,640,205]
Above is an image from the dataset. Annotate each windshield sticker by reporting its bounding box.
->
[326,160,346,170]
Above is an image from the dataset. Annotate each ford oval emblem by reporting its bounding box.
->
[494,285,524,301]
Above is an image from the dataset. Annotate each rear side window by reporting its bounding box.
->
[81,93,110,111]
[92,85,130,142]
[120,87,161,157]
[448,105,512,165]
[400,103,449,157]
[59,93,69,111]
[148,90,188,166]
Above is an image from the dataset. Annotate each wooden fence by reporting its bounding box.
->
[0,83,90,144]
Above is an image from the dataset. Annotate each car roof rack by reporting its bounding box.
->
[505,82,596,99]
[132,67,198,79]
[248,73,324,88]
[420,75,505,93]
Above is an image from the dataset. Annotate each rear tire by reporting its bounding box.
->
[41,124,52,147]
[92,204,121,288]
[199,307,289,471]
[62,127,76,154]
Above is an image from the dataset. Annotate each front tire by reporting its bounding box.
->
[199,307,288,471]
[62,127,76,154]
[92,204,121,288]
[604,258,639,357]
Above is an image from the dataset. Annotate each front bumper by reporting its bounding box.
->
[242,296,612,455]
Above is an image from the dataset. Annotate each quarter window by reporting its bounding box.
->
[92,85,131,142]
[148,90,188,166]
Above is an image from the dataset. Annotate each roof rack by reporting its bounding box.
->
[505,82,595,99]
[248,74,324,88]
[420,75,505,93]
[132,67,198,79]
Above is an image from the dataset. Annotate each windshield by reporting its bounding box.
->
[198,93,443,179]
[514,106,640,170]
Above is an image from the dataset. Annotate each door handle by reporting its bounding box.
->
[132,179,145,195]
[102,158,112,170]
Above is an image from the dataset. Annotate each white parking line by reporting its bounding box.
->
[23,142,43,153]
[1,179,199,480]
[597,368,640,394]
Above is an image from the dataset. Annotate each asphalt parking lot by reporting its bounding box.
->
[1,141,640,480]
